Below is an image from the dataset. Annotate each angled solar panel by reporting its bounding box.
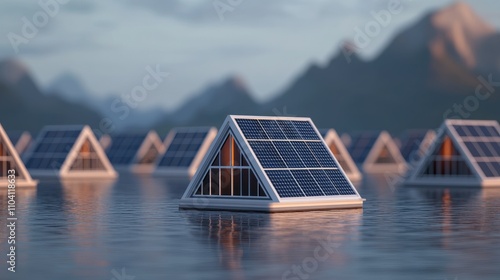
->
[399,130,436,162]
[407,119,500,187]
[180,116,364,212]
[155,127,217,177]
[106,133,148,166]
[347,132,379,164]
[105,131,164,173]
[24,125,117,179]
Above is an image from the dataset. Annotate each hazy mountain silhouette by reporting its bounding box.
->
[0,59,103,133]
[264,2,500,133]
[2,2,499,135]
[48,72,166,131]
[155,75,261,133]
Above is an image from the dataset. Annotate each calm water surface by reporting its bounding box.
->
[1,173,499,279]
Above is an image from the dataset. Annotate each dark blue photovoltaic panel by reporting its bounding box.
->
[236,119,268,139]
[324,169,356,195]
[292,121,320,140]
[306,142,338,168]
[348,133,378,163]
[259,120,287,139]
[290,142,321,168]
[276,120,302,139]
[235,118,358,198]
[248,141,286,168]
[265,170,304,197]
[290,170,324,196]
[308,170,340,196]
[453,124,500,138]
[106,134,147,165]
[272,141,305,168]
[158,128,210,167]
[477,161,500,177]
[25,128,82,170]
[399,131,429,162]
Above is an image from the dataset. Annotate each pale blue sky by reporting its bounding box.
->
[1,0,499,111]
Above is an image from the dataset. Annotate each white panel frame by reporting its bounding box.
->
[0,124,37,187]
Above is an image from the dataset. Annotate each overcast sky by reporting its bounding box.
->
[1,0,499,112]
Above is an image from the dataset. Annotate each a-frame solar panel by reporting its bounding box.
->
[24,125,117,179]
[180,116,364,212]
[406,119,500,187]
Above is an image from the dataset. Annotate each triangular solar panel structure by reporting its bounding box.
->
[0,124,37,187]
[105,131,165,173]
[179,116,364,212]
[8,131,33,155]
[24,125,117,179]
[155,127,217,177]
[320,129,362,181]
[348,131,407,173]
[406,119,500,187]
[399,130,436,163]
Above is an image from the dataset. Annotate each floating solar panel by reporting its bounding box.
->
[24,125,117,179]
[155,127,217,177]
[347,131,407,173]
[0,124,37,187]
[105,131,164,173]
[179,116,364,212]
[321,129,362,181]
[406,119,500,187]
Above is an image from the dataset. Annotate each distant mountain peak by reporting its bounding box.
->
[430,1,494,42]
[380,1,496,70]
[222,75,248,92]
[0,59,29,85]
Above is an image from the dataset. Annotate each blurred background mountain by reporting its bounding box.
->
[1,1,499,135]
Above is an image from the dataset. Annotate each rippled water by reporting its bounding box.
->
[1,173,499,279]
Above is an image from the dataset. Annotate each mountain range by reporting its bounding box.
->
[1,2,499,135]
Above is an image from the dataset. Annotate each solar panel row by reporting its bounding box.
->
[453,125,500,138]
[265,169,356,198]
[236,119,320,140]
[348,133,378,163]
[451,124,500,178]
[235,118,356,198]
